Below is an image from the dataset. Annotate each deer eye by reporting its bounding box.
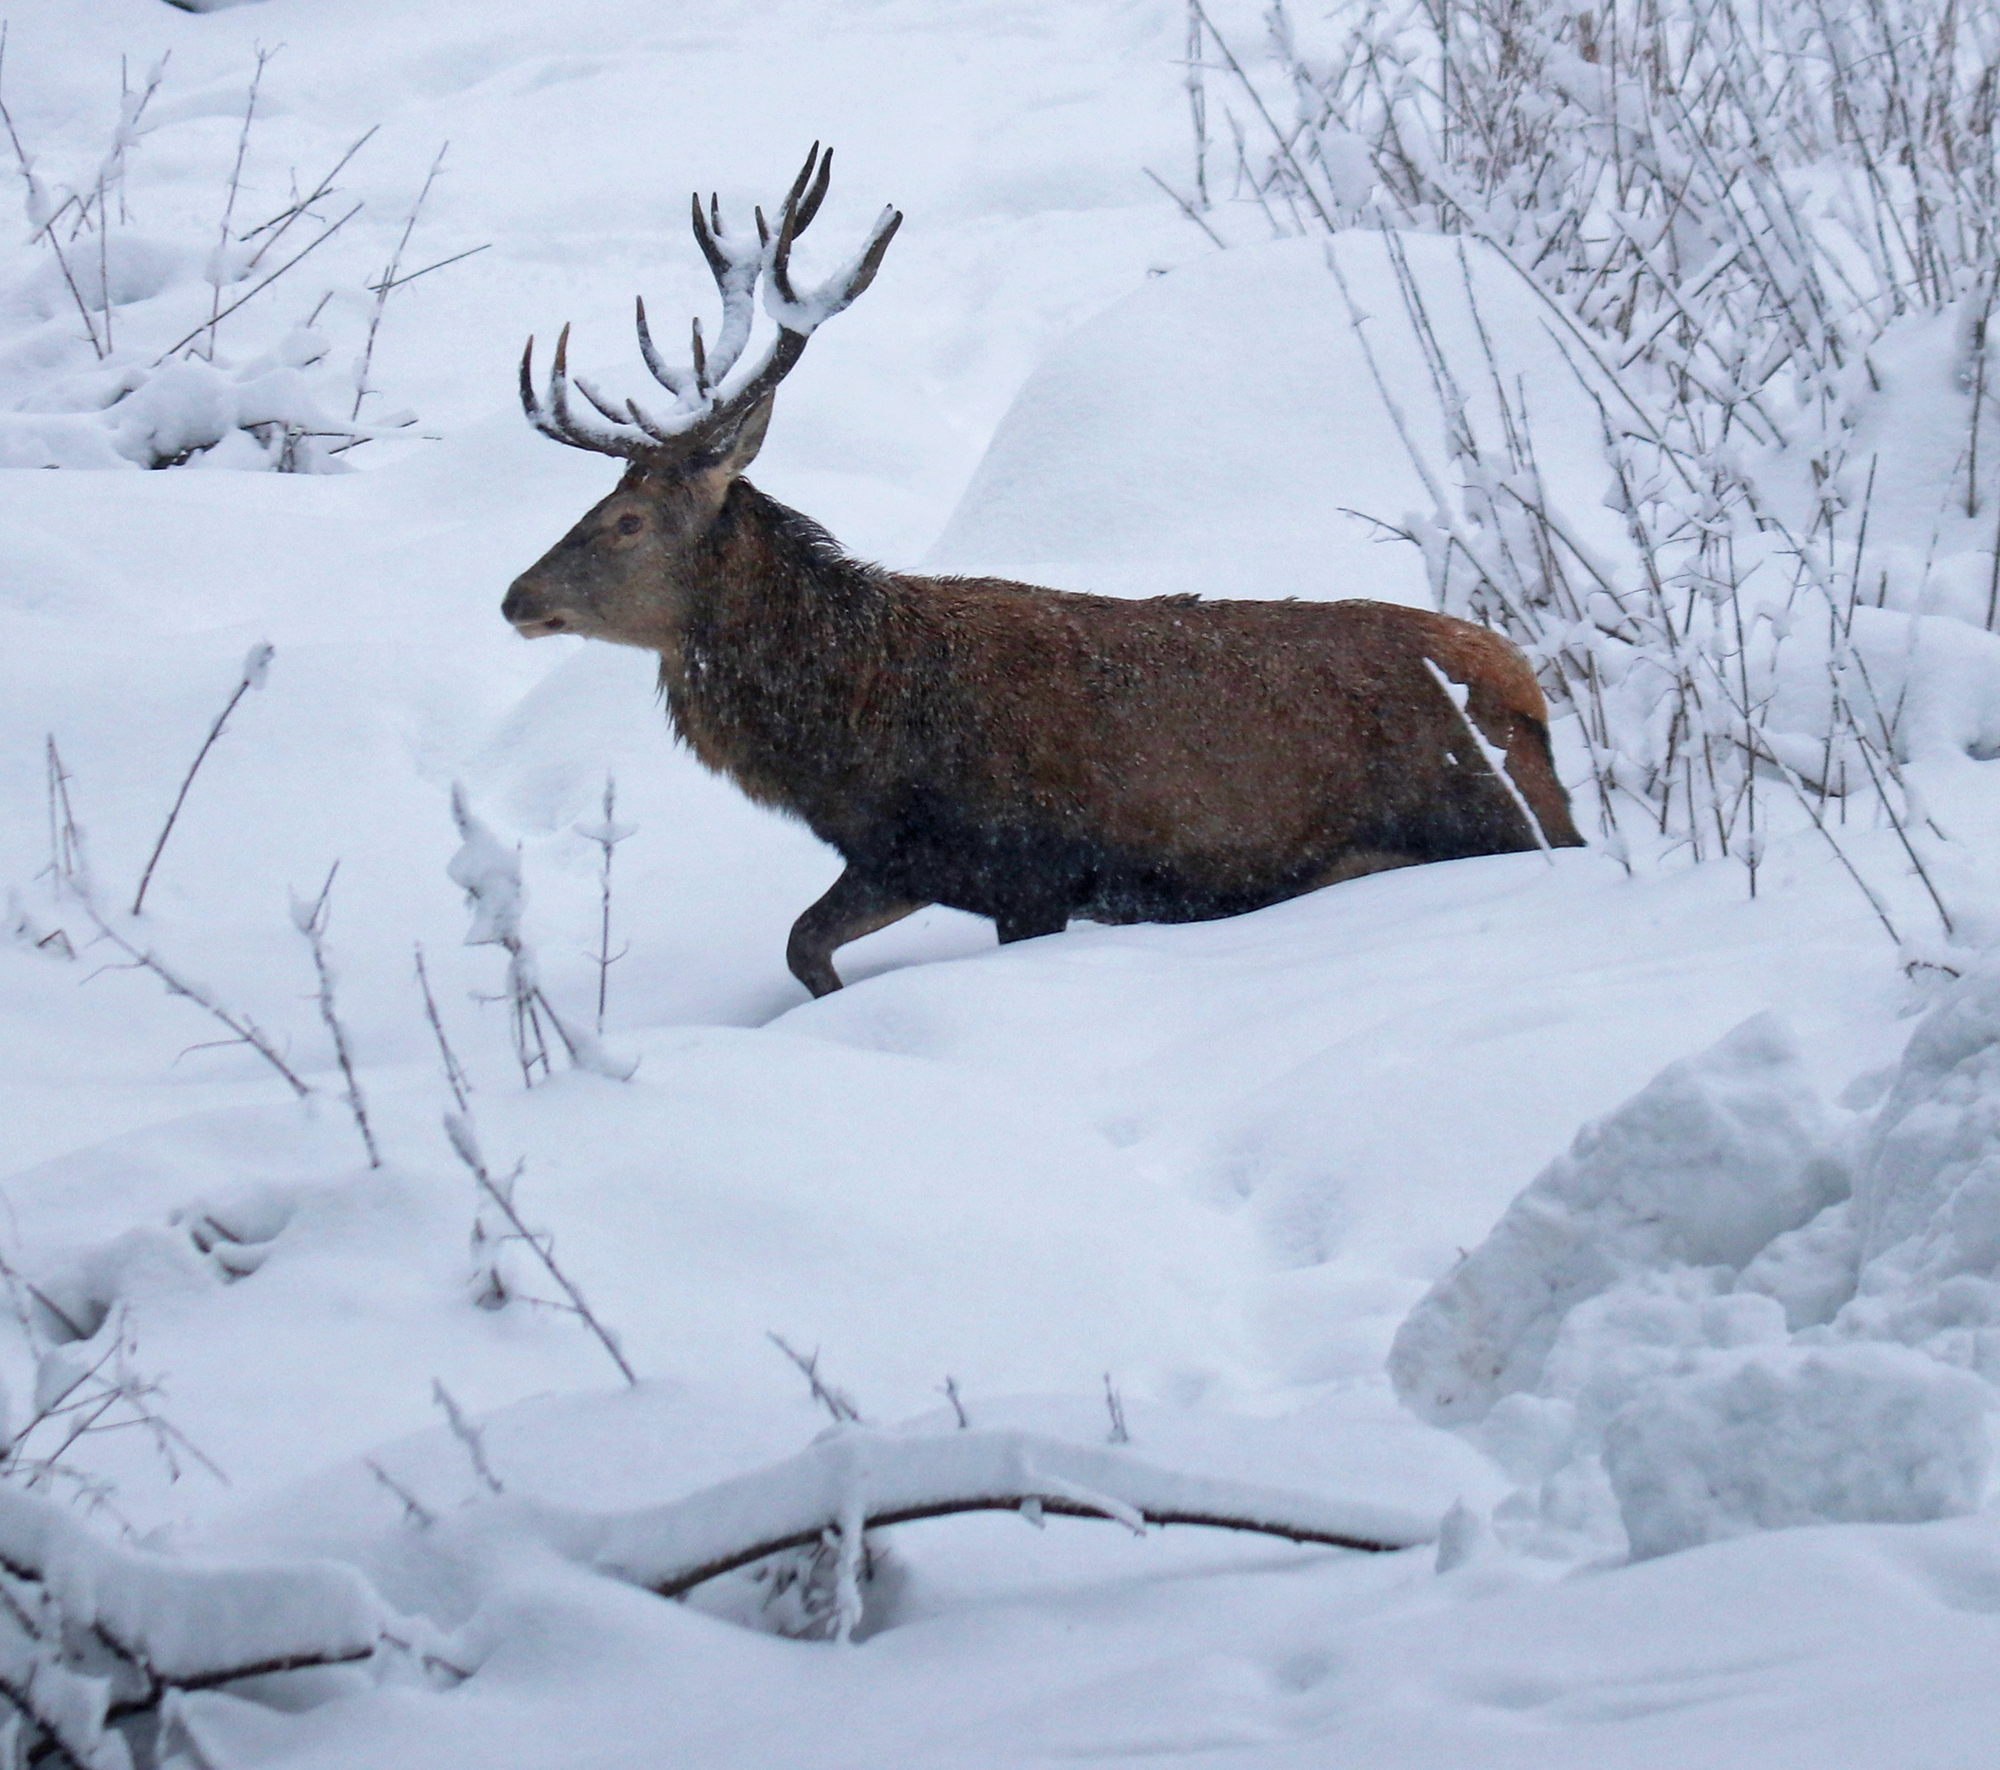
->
[615,512,645,536]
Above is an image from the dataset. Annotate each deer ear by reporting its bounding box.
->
[688,395,774,509]
[715,395,775,478]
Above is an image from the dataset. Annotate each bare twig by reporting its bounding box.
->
[574,778,633,1034]
[365,241,490,295]
[939,1375,969,1430]
[0,25,103,357]
[1102,1373,1130,1445]
[155,202,363,364]
[200,46,275,360]
[365,1459,436,1528]
[42,735,88,900]
[413,943,471,1112]
[131,642,274,916]
[768,1333,863,1423]
[442,1112,638,1386]
[291,862,380,1167]
[352,143,448,421]
[79,898,311,1098]
[430,1380,504,1495]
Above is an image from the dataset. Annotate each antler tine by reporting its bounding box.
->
[527,323,653,459]
[768,198,903,328]
[573,370,637,428]
[766,145,851,311]
[791,143,833,236]
[839,206,903,305]
[625,398,685,447]
[691,189,729,280]
[681,181,763,393]
[778,143,825,228]
[522,150,897,465]
[519,335,543,424]
[635,296,694,399]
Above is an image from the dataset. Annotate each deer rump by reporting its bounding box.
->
[671,543,1581,939]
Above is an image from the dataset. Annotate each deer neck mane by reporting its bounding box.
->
[659,479,908,819]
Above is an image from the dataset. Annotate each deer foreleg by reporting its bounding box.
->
[786,867,927,997]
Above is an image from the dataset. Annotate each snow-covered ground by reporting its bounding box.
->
[3,0,2000,1764]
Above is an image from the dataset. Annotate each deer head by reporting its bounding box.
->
[502,145,901,648]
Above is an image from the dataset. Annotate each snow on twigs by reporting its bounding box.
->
[1197,0,2000,938]
[0,46,473,471]
[0,1480,399,1767]
[555,1426,1436,1607]
[448,784,635,1086]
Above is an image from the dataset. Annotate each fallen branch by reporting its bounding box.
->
[0,1480,394,1764]
[557,1426,1435,1603]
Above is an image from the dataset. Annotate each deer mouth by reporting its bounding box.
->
[511,612,570,638]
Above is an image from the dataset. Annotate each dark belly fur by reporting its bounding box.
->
[825,771,1532,929]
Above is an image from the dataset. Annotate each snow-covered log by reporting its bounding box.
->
[0,1484,394,1766]
[548,1427,1436,1603]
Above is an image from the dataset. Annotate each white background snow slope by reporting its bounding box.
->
[3,0,2000,1765]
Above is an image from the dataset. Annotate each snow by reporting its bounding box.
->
[0,0,1997,1763]
[1603,1341,1990,1559]
[1388,1013,1848,1427]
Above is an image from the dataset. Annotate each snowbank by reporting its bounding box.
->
[1394,972,2000,1559]
[1387,1013,1846,1427]
[924,229,1620,605]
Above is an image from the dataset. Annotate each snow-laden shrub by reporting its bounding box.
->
[1392,962,2000,1559]
[0,53,456,471]
[1182,0,2000,944]
[0,1446,403,1766]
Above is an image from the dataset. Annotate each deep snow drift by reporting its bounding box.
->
[1,0,2000,1765]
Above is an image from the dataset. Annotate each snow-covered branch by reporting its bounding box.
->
[0,1482,397,1766]
[548,1427,1435,1608]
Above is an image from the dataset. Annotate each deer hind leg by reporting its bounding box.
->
[786,867,928,998]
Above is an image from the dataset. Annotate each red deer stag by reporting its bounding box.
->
[504,147,1584,997]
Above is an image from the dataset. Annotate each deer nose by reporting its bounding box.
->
[502,578,570,637]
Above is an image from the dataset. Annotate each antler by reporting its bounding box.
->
[520,144,902,463]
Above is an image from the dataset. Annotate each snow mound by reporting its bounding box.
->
[1604,1342,1990,1560]
[1393,968,2000,1559]
[924,230,1616,604]
[1834,959,2000,1373]
[1388,1013,1847,1427]
[1762,605,2000,784]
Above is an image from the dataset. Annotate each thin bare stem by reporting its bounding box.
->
[353,143,448,421]
[768,1333,863,1423]
[293,862,381,1167]
[132,643,273,916]
[443,1113,638,1386]
[413,943,472,1112]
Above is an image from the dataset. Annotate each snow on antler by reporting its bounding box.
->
[522,143,901,461]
